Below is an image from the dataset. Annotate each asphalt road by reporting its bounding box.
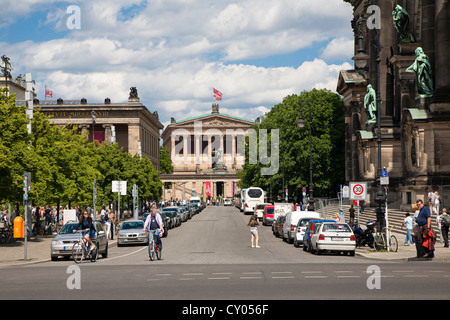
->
[2,206,450,302]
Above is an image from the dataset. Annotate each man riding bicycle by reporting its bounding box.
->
[143,208,164,250]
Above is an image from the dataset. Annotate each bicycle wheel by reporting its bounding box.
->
[72,242,84,264]
[389,235,398,252]
[373,235,383,252]
[36,225,44,236]
[148,238,155,261]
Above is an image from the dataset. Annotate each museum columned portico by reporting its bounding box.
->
[161,104,255,201]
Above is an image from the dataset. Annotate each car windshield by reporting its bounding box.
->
[299,218,314,227]
[121,221,144,230]
[190,200,200,204]
[266,208,274,214]
[247,189,262,198]
[322,224,351,232]
[59,223,78,235]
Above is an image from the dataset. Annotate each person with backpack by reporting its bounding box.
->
[440,208,450,248]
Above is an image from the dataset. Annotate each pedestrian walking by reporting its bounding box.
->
[436,211,442,243]
[108,209,116,240]
[440,208,450,248]
[415,199,435,258]
[349,205,355,225]
[247,215,260,248]
[402,213,414,246]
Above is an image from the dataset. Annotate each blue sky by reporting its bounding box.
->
[1,0,354,127]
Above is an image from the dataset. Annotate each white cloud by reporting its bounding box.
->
[321,37,354,61]
[2,0,354,125]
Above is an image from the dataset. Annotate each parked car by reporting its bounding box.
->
[163,207,181,227]
[294,216,321,247]
[282,211,320,244]
[223,198,232,206]
[255,203,272,221]
[302,219,335,252]
[50,221,108,261]
[117,220,148,246]
[263,205,275,226]
[272,215,285,238]
[310,222,356,256]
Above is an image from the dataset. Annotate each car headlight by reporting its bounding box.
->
[139,233,148,237]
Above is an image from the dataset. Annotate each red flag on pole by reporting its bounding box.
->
[45,88,53,98]
[213,88,222,101]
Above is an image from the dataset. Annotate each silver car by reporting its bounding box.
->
[50,221,108,261]
[117,220,148,246]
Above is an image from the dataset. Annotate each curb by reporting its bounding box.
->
[0,239,118,268]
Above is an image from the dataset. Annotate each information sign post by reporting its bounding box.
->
[349,182,367,226]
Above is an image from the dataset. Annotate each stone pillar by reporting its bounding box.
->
[103,124,112,145]
[79,124,90,137]
[128,124,140,155]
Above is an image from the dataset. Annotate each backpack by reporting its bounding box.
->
[441,214,450,228]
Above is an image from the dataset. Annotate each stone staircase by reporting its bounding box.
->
[319,203,439,237]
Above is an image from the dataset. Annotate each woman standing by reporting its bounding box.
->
[247,215,260,248]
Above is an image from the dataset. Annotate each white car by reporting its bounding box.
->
[310,222,356,256]
[293,217,318,247]
[223,198,232,206]
[282,211,320,244]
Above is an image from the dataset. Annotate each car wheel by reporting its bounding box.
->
[51,255,58,261]
[294,238,299,248]
[102,243,108,258]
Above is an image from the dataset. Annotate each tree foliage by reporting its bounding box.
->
[237,89,345,200]
[0,90,162,208]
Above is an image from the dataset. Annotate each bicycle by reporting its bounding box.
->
[72,230,98,263]
[147,230,162,261]
[373,227,398,252]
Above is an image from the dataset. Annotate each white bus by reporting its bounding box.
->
[243,187,265,215]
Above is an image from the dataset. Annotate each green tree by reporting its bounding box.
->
[0,89,33,203]
[238,89,345,200]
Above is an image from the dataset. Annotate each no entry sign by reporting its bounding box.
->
[349,182,367,200]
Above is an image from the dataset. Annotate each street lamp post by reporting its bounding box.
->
[91,111,96,143]
[374,29,386,232]
[297,99,314,211]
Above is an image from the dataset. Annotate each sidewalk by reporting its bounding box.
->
[0,234,118,268]
[355,231,450,262]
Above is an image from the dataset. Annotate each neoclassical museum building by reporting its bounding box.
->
[2,82,163,171]
[160,104,255,201]
[338,0,449,210]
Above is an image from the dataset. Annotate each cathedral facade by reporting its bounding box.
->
[337,0,450,210]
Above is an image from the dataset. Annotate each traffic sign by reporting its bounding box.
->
[112,180,127,195]
[342,186,349,198]
[349,182,367,200]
